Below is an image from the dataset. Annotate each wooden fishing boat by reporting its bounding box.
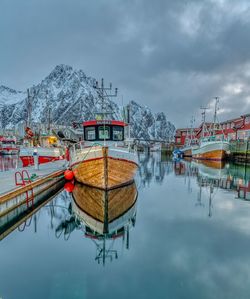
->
[192,99,230,161]
[69,79,138,189]
[192,138,229,161]
[70,120,138,190]
[72,182,138,236]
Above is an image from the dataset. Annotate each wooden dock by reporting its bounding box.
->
[0,160,67,217]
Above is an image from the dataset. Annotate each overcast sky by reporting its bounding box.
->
[1,0,250,127]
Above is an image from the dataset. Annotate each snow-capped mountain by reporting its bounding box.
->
[0,64,175,140]
[128,101,175,141]
[0,86,26,105]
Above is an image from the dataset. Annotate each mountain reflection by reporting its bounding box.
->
[137,152,173,187]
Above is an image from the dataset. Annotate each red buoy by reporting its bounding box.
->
[64,169,74,180]
[64,181,75,193]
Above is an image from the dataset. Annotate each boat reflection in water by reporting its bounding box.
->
[73,182,137,265]
[176,158,250,208]
[56,182,138,265]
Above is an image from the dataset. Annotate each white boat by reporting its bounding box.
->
[70,120,138,190]
[192,98,230,161]
[192,138,230,161]
[69,79,138,190]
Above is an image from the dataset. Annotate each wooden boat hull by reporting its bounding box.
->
[72,182,138,235]
[71,146,138,190]
[192,141,230,161]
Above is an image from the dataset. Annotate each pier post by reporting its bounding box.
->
[33,148,39,170]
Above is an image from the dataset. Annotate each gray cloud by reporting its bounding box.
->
[1,0,250,127]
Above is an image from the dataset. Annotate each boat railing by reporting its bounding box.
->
[70,140,137,153]
[69,140,138,164]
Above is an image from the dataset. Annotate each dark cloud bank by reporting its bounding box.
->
[1,0,250,127]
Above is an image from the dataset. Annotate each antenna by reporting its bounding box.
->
[26,88,33,128]
[46,90,51,133]
[93,78,118,119]
[213,96,219,135]
[200,106,209,138]
[93,78,118,146]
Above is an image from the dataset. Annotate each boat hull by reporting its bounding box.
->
[192,141,229,161]
[71,146,138,190]
[19,147,64,167]
[20,155,62,167]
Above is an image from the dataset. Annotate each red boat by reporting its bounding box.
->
[19,135,65,167]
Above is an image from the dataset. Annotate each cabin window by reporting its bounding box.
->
[85,126,96,141]
[113,126,124,141]
[98,126,110,140]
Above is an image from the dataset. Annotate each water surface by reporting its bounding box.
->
[1,153,250,299]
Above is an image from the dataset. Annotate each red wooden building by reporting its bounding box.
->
[175,114,250,147]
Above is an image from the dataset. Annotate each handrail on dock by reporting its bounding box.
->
[14,170,34,207]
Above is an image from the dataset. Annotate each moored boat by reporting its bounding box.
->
[19,146,64,167]
[19,132,64,167]
[192,98,230,161]
[192,137,230,161]
[70,120,138,190]
[69,78,138,190]
[0,136,19,155]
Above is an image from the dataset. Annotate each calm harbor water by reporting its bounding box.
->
[1,153,250,298]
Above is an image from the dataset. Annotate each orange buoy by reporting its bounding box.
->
[64,169,74,180]
[64,181,75,193]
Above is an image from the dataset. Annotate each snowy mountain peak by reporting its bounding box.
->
[0,65,175,140]
[0,85,26,105]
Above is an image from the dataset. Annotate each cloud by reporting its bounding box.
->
[1,0,250,126]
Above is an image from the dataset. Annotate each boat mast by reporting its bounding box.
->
[190,116,195,145]
[200,106,209,139]
[26,88,32,128]
[93,78,118,145]
[213,97,219,136]
[46,90,51,134]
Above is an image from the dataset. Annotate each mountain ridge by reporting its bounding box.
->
[0,64,175,140]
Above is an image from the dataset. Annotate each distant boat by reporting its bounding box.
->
[192,98,230,161]
[19,145,64,167]
[181,117,198,157]
[192,138,230,161]
[0,136,19,155]
[19,132,64,167]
